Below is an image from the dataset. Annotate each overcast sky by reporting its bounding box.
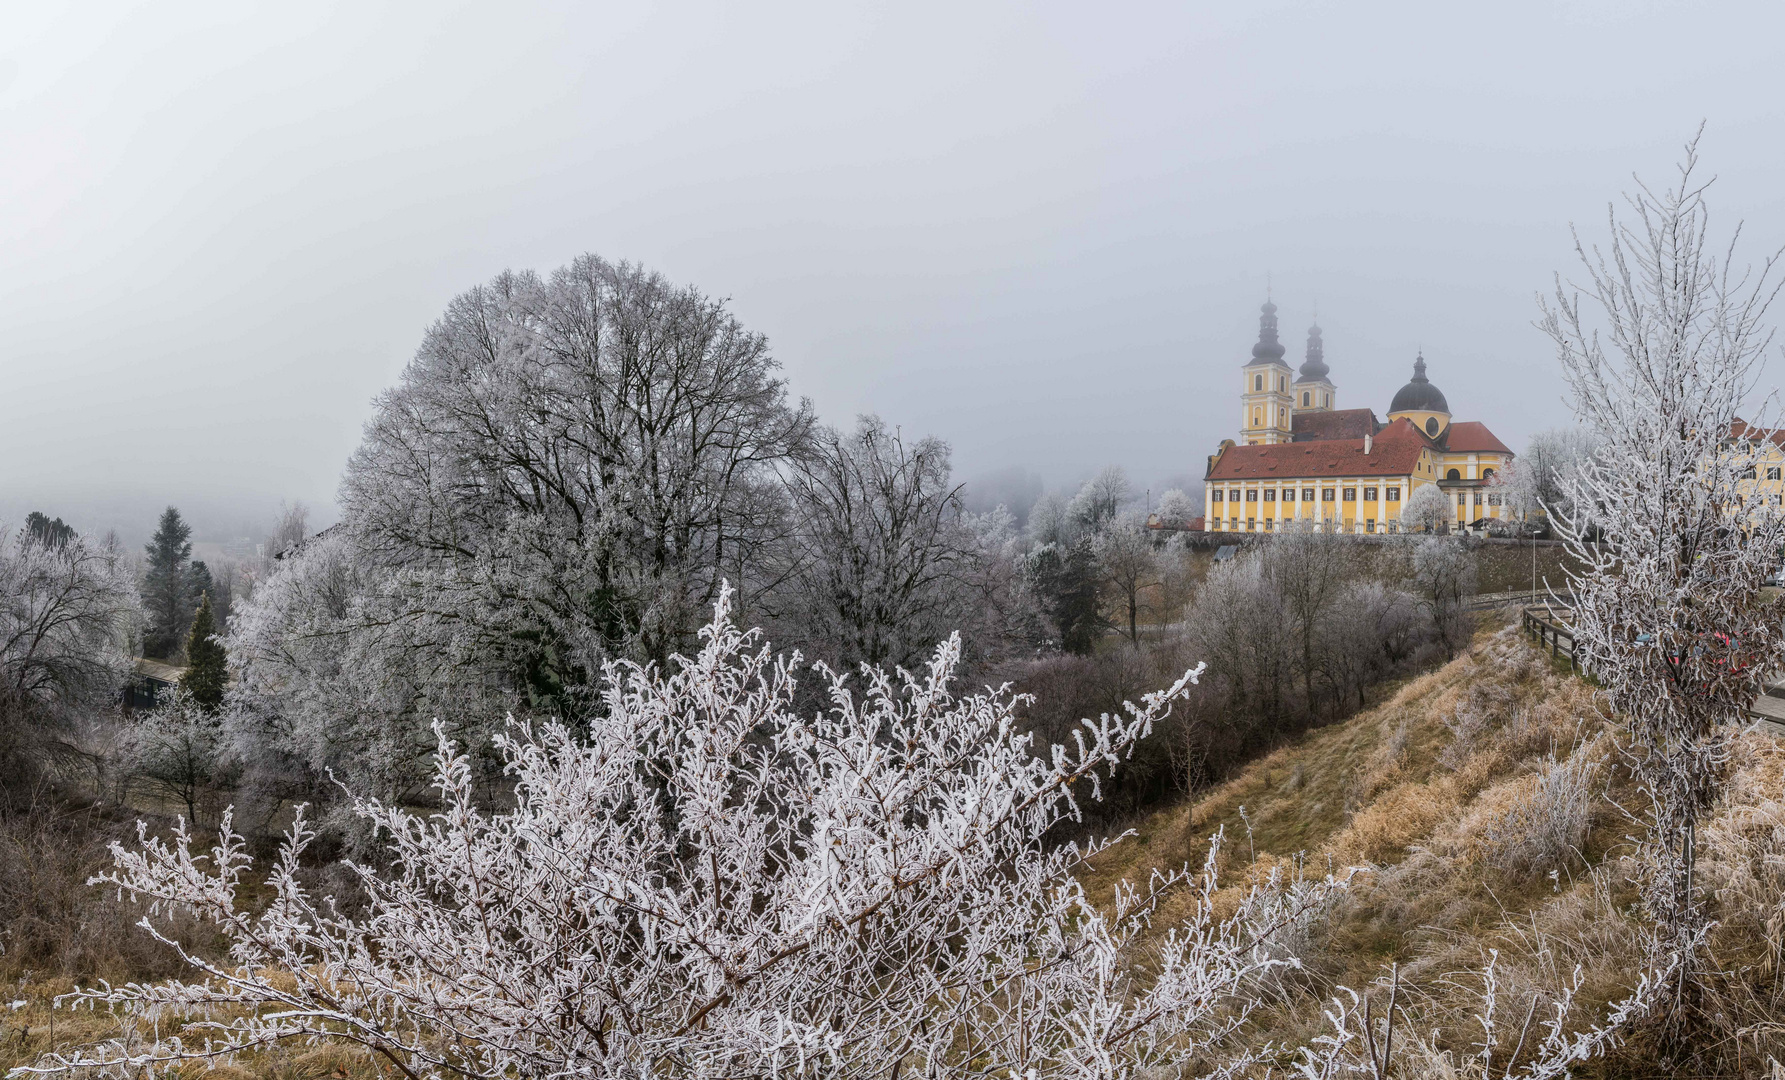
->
[3,1,1783,543]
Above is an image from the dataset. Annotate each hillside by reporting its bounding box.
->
[1080,617,1785,1078]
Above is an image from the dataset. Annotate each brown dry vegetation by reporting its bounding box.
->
[1084,616,1785,1078]
[7,617,1782,1077]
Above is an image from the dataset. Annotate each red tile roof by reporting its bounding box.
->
[1441,421,1512,454]
[1208,417,1434,480]
[1291,408,1379,442]
[1731,418,1785,447]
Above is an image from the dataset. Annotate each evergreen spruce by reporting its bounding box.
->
[24,511,76,549]
[1025,538,1102,655]
[143,506,193,658]
[178,592,227,710]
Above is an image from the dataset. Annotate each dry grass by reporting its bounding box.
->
[1080,616,1785,1076]
[10,617,1784,1077]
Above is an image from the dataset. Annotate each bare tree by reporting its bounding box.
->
[1093,512,1163,647]
[772,415,974,672]
[1264,521,1354,709]
[1187,552,1294,725]
[334,255,813,697]
[0,526,139,774]
[1408,538,1475,660]
[1498,427,1599,530]
[1540,132,1785,1016]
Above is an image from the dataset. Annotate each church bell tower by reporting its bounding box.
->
[1240,300,1294,445]
[1293,321,1337,414]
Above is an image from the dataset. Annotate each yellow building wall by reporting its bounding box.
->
[1203,476,1421,533]
[1202,449,1453,533]
[1733,440,1785,509]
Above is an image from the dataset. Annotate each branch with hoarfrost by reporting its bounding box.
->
[1294,936,1697,1080]
[28,588,1363,1079]
[1539,130,1785,986]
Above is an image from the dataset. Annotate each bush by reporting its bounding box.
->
[1470,747,1601,880]
[0,798,203,983]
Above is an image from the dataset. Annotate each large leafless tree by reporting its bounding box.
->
[339,254,814,684]
[772,415,979,672]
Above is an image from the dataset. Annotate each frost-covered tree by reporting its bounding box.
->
[1497,427,1600,530]
[772,415,974,671]
[1067,465,1133,530]
[1540,133,1785,1006]
[1409,537,1475,659]
[129,688,223,829]
[0,525,138,772]
[224,530,507,827]
[1156,487,1199,524]
[35,594,1382,1080]
[1026,490,1073,547]
[1093,512,1162,647]
[1399,482,1452,534]
[340,255,814,687]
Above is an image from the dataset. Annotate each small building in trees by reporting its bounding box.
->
[122,658,184,711]
[1206,301,1515,533]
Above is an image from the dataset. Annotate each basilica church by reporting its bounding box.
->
[1202,301,1514,533]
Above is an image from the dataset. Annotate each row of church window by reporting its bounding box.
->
[1217,487,1513,507]
[1744,466,1784,480]
[1224,519,1405,533]
[1213,487,1401,502]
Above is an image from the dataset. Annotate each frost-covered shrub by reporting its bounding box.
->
[36,593,1381,1080]
[1473,747,1601,879]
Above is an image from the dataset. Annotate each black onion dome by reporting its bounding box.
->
[1249,300,1288,364]
[1388,353,1450,414]
[1296,322,1329,382]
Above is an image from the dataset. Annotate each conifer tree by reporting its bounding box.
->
[178,592,226,710]
[142,506,192,658]
[24,511,76,549]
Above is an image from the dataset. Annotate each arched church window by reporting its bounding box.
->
[1446,468,1461,480]
[1482,468,1495,480]
[1425,417,1439,436]
[1323,393,1330,408]
[1302,392,1310,407]
[1278,376,1285,391]
[1254,374,1263,391]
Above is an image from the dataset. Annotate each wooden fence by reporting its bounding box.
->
[1521,604,1580,673]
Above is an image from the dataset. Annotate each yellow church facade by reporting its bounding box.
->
[1204,302,1515,533]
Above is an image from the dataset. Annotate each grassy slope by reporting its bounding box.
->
[7,619,1782,1077]
[1082,616,1785,1076]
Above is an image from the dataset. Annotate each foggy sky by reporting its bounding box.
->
[4,1,1784,545]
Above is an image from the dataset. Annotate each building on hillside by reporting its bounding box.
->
[1730,419,1785,506]
[1204,301,1515,533]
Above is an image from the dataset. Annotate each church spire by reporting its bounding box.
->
[1249,300,1287,364]
[1299,321,1329,380]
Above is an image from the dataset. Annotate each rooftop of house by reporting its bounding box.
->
[1210,416,1436,481]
